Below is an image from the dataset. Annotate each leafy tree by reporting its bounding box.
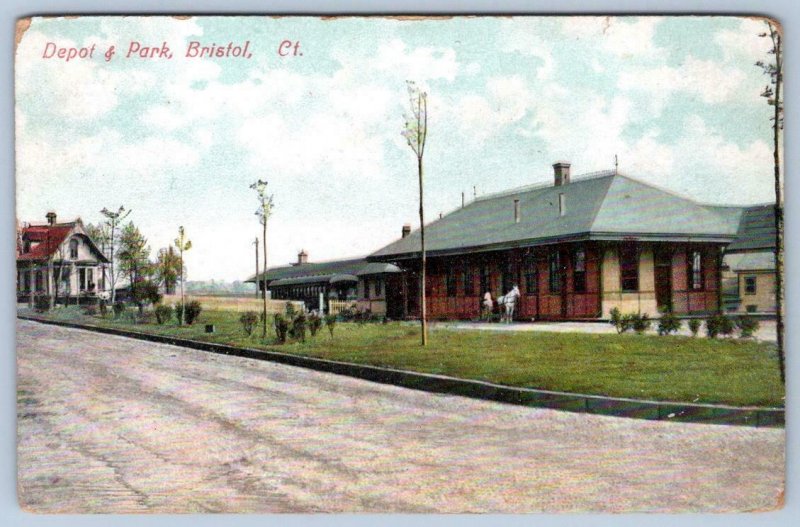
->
[131,280,162,315]
[118,222,152,285]
[155,246,181,295]
[756,20,784,383]
[99,206,131,305]
[250,179,274,339]
[402,80,429,346]
[174,226,192,325]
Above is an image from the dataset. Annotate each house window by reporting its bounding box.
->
[619,244,639,292]
[524,253,538,295]
[574,247,587,293]
[744,276,757,295]
[480,265,490,296]
[375,277,384,298]
[363,278,370,299]
[462,263,474,296]
[445,267,457,297]
[690,250,704,290]
[548,250,561,293]
[69,238,79,259]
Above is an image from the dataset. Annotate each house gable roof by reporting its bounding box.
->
[369,172,745,261]
[17,219,110,263]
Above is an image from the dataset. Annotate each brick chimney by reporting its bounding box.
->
[297,249,308,265]
[553,162,571,186]
[46,211,57,225]
[401,224,411,238]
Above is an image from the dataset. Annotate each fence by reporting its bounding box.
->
[328,300,357,316]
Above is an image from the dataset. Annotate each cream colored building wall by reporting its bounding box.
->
[737,271,776,313]
[601,245,658,318]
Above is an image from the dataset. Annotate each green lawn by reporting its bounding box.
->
[25,306,784,408]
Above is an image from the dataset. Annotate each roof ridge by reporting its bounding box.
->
[587,174,617,233]
[474,169,616,202]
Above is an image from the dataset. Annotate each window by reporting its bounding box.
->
[363,278,370,298]
[69,238,79,259]
[375,277,384,298]
[690,250,704,290]
[524,253,538,295]
[446,268,457,297]
[462,263,474,296]
[480,265,490,295]
[548,250,561,293]
[619,244,639,292]
[574,248,587,293]
[744,276,757,295]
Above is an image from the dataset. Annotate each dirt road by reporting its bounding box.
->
[16,319,784,513]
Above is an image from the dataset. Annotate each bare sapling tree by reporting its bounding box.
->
[99,206,131,305]
[756,20,784,383]
[174,226,192,325]
[402,80,429,346]
[250,180,274,338]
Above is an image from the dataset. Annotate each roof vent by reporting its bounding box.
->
[553,162,571,186]
[559,193,566,216]
[401,224,411,238]
[46,211,57,226]
[297,249,308,265]
[513,199,521,223]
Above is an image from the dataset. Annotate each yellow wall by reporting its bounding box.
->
[601,245,658,318]
[737,271,776,314]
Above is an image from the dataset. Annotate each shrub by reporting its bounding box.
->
[736,316,760,339]
[610,308,636,334]
[657,311,681,336]
[285,302,297,318]
[175,300,202,325]
[273,313,290,343]
[688,318,701,337]
[705,314,733,339]
[325,314,337,338]
[308,312,323,337]
[33,294,51,313]
[112,301,126,318]
[290,312,307,342]
[155,304,173,325]
[632,313,651,335]
[83,304,98,316]
[131,280,162,314]
[98,299,108,317]
[239,311,258,336]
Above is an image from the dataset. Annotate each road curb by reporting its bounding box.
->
[18,314,784,428]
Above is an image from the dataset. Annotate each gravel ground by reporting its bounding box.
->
[17,319,785,513]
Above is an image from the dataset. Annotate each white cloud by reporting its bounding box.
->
[618,55,745,106]
[561,17,665,59]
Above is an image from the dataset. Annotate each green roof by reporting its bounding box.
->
[725,204,776,253]
[245,257,400,286]
[370,172,745,260]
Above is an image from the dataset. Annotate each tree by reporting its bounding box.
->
[131,280,162,315]
[118,222,152,285]
[756,20,784,383]
[174,226,192,325]
[99,206,131,305]
[250,179,274,338]
[155,246,181,295]
[402,80,429,346]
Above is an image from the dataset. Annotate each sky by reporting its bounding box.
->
[15,16,779,281]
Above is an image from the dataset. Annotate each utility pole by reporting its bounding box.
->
[254,237,260,299]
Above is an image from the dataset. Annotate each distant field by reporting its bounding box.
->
[161,294,302,313]
[25,307,785,408]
